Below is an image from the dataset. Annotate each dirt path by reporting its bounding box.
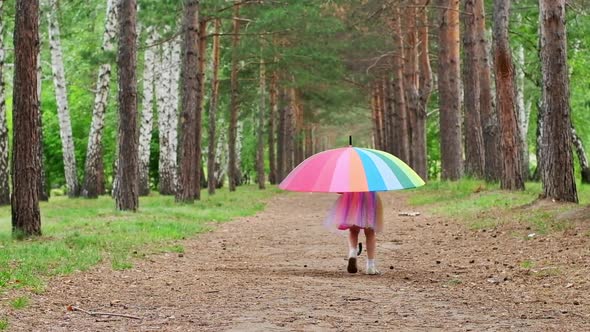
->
[5,192,590,331]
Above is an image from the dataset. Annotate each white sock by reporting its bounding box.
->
[348,248,357,258]
[367,259,375,269]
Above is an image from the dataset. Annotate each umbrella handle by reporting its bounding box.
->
[357,242,362,256]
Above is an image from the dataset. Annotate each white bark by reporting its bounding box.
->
[515,28,530,177]
[83,0,119,197]
[214,118,228,187]
[0,1,9,205]
[138,28,156,195]
[155,32,179,195]
[47,0,79,197]
[37,12,48,201]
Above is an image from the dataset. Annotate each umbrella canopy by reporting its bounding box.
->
[279,147,425,193]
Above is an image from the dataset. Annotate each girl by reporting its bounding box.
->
[325,191,384,275]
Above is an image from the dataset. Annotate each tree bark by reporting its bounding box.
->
[37,19,48,202]
[475,0,500,182]
[493,0,524,190]
[268,71,277,184]
[0,2,9,206]
[539,0,577,202]
[138,29,156,196]
[463,0,485,178]
[207,19,221,195]
[276,95,286,182]
[83,0,119,198]
[390,6,409,162]
[228,2,240,191]
[256,59,266,189]
[194,18,207,199]
[416,1,432,180]
[176,0,200,203]
[115,0,139,211]
[12,0,42,237]
[437,0,463,180]
[515,26,530,180]
[403,0,420,170]
[47,0,79,197]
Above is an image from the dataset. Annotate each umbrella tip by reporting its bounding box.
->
[349,135,352,146]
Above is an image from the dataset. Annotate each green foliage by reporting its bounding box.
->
[0,317,7,331]
[0,185,280,292]
[408,179,590,232]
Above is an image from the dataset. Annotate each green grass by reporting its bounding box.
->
[0,185,281,292]
[9,296,29,310]
[408,179,590,232]
[0,318,8,330]
[520,260,535,269]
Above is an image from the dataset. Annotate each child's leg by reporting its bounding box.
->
[365,228,380,274]
[348,226,360,257]
[365,228,376,259]
[347,227,360,273]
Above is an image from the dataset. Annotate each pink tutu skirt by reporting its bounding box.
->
[325,192,384,232]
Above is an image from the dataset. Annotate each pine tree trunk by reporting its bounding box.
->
[416,1,432,180]
[382,78,394,154]
[571,126,590,184]
[475,0,500,182]
[115,0,139,211]
[256,59,266,189]
[207,19,221,194]
[228,3,240,191]
[0,3,9,206]
[438,0,463,180]
[268,71,277,184]
[176,0,200,203]
[539,0,576,202]
[83,0,119,198]
[138,29,156,196]
[47,0,79,197]
[12,0,42,237]
[276,103,286,182]
[463,0,485,178]
[493,0,524,190]
[390,6,409,162]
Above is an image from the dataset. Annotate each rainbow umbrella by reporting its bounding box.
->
[279,146,425,193]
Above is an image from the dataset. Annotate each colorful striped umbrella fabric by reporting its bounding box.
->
[279,147,425,193]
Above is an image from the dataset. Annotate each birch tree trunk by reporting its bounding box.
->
[463,0,485,178]
[539,0,577,202]
[176,0,200,203]
[256,59,266,189]
[12,0,42,237]
[214,118,228,188]
[0,2,9,206]
[47,0,79,197]
[515,28,530,179]
[493,0,524,190]
[83,0,119,198]
[156,35,179,195]
[138,29,156,196]
[195,19,207,197]
[115,0,139,211]
[207,19,221,194]
[37,16,49,202]
[228,2,241,191]
[571,126,590,183]
[416,1,432,180]
[438,0,463,180]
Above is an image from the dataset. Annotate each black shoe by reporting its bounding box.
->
[347,257,358,273]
